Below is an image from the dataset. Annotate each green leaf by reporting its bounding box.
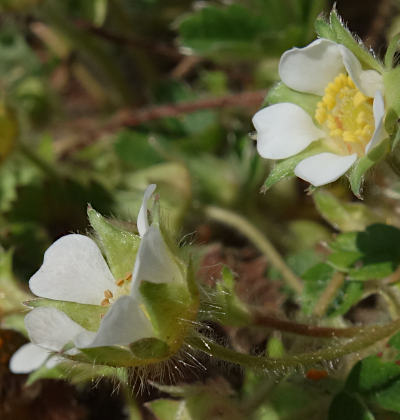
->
[263,142,326,191]
[0,104,17,163]
[346,356,400,393]
[301,263,335,315]
[350,138,390,198]
[328,392,375,420]
[313,190,381,231]
[28,298,107,332]
[328,281,363,317]
[327,251,363,271]
[330,224,400,281]
[266,82,321,116]
[348,262,394,281]
[88,207,140,280]
[329,9,382,73]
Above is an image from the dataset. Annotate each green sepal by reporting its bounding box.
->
[139,280,198,347]
[313,190,381,231]
[391,129,400,151]
[384,67,400,117]
[384,108,399,137]
[350,138,390,198]
[27,298,107,332]
[262,142,326,192]
[77,345,140,367]
[266,337,284,358]
[266,82,320,116]
[213,266,250,327]
[130,337,170,359]
[88,207,140,280]
[329,9,382,73]
[26,363,69,386]
[146,399,191,420]
[314,14,336,40]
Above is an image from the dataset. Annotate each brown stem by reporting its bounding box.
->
[253,314,360,338]
[56,90,266,159]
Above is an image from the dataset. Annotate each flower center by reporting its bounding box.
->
[101,273,132,306]
[314,73,374,157]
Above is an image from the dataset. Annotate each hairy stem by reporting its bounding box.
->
[204,206,303,293]
[189,316,400,370]
[253,314,359,338]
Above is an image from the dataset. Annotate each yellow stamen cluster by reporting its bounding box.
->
[314,73,374,156]
[100,273,132,307]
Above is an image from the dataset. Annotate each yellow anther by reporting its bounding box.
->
[314,72,375,156]
[353,91,367,107]
[343,131,357,143]
[101,298,110,306]
[104,289,113,299]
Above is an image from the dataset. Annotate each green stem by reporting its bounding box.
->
[204,206,303,293]
[188,317,400,370]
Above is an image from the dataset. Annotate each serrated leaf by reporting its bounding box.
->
[263,142,326,191]
[266,82,321,116]
[350,138,390,198]
[88,207,140,280]
[329,9,382,73]
[313,190,381,231]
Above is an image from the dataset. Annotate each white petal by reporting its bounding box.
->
[9,343,50,373]
[29,234,116,305]
[279,39,345,95]
[137,184,157,237]
[365,91,386,153]
[131,226,183,300]
[75,295,153,347]
[294,152,357,186]
[253,103,324,159]
[339,45,383,98]
[25,307,88,351]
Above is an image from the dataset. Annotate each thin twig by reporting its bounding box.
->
[313,272,345,318]
[204,205,303,294]
[56,90,266,158]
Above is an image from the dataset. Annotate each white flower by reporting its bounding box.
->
[253,39,386,187]
[10,184,183,373]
